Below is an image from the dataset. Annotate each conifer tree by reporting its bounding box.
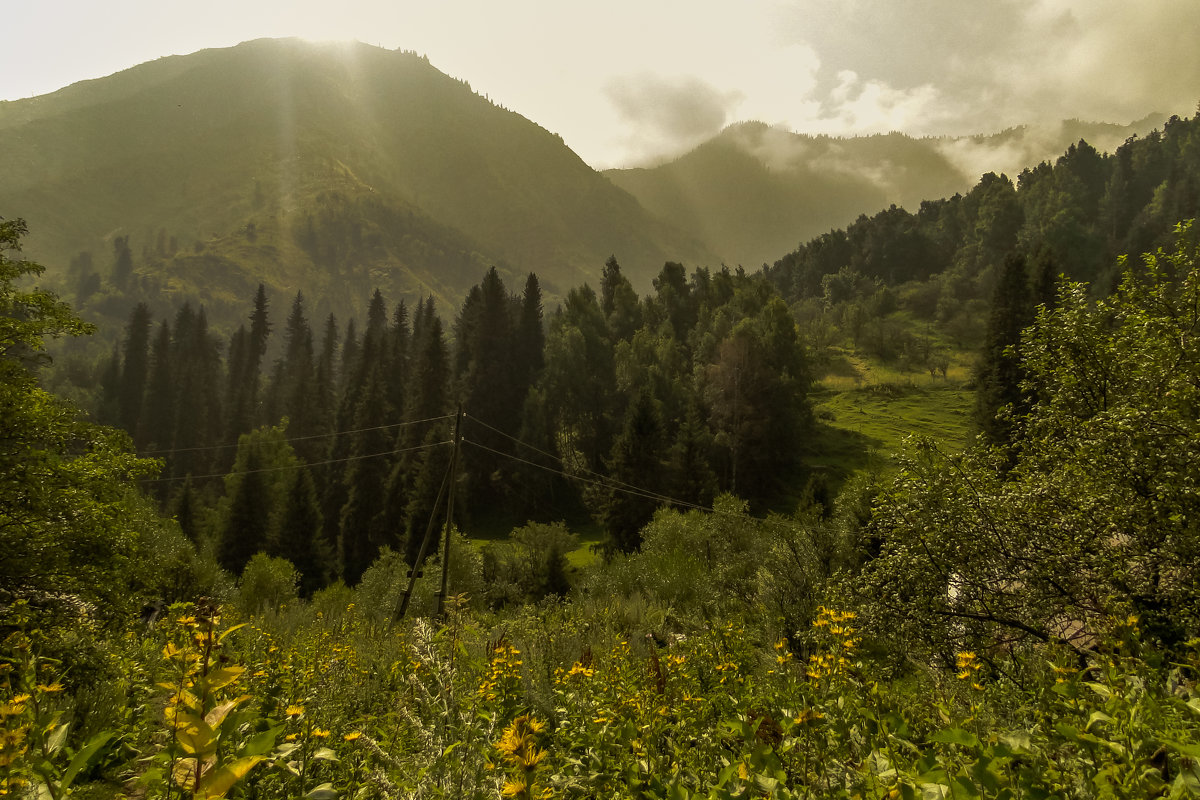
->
[111,235,134,290]
[173,476,198,543]
[975,251,1035,444]
[601,389,665,552]
[170,306,223,479]
[386,301,410,423]
[139,320,174,454]
[118,302,152,440]
[274,467,330,596]
[338,367,396,584]
[218,447,270,574]
[664,402,718,507]
[456,268,517,509]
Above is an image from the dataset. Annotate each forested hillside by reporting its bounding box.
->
[607,116,1163,270]
[4,100,1200,800]
[0,38,712,328]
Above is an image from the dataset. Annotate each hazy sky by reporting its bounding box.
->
[3,0,1198,168]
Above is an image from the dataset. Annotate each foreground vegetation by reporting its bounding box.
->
[5,212,1200,797]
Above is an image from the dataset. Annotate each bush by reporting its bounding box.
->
[237,553,299,614]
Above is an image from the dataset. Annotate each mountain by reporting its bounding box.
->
[606,117,1165,269]
[0,38,713,326]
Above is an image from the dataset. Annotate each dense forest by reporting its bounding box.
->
[4,116,1200,797]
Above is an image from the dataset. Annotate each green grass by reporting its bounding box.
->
[805,345,976,482]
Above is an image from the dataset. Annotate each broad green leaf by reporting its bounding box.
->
[202,666,245,692]
[60,731,113,790]
[312,747,339,762]
[197,754,266,799]
[174,712,218,756]
[304,783,339,800]
[240,726,280,757]
[929,728,980,748]
[45,722,69,754]
[205,699,242,730]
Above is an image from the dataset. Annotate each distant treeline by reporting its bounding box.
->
[768,112,1200,320]
[94,261,812,592]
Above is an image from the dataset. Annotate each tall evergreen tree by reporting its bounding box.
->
[118,302,152,440]
[600,389,665,552]
[338,367,396,585]
[218,447,270,575]
[273,467,330,596]
[975,251,1036,444]
[139,320,174,453]
[111,235,134,290]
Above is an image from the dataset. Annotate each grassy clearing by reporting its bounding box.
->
[806,345,976,482]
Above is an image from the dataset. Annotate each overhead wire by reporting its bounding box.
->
[461,412,801,528]
[463,412,686,501]
[462,437,719,517]
[143,438,451,485]
[136,413,454,458]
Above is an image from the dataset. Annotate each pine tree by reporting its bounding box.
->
[218,447,270,574]
[118,302,152,440]
[111,235,134,290]
[139,320,174,454]
[273,467,330,596]
[173,476,198,543]
[600,389,665,552]
[456,268,516,509]
[975,251,1035,444]
[338,367,396,584]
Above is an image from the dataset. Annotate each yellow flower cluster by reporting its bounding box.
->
[495,715,549,799]
[806,608,860,681]
[479,644,524,703]
[956,652,984,691]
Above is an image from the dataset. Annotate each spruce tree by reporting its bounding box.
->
[338,367,395,585]
[600,389,665,552]
[218,447,270,575]
[118,302,152,440]
[139,320,174,459]
[273,467,330,596]
[975,251,1035,444]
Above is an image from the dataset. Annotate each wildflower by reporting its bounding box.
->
[285,705,305,717]
[312,729,330,738]
[344,731,363,741]
[501,779,527,797]
[35,683,63,693]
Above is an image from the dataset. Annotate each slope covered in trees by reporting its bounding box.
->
[4,213,1200,797]
[607,116,1163,270]
[85,251,813,594]
[0,38,713,328]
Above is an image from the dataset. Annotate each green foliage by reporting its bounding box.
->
[862,222,1200,654]
[237,555,300,615]
[482,521,579,607]
[0,219,157,629]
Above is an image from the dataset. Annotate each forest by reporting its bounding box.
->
[3,114,1200,798]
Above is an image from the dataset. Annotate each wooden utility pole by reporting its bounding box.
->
[435,405,463,619]
[394,464,449,622]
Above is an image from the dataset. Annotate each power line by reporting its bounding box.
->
[463,412,677,501]
[143,439,451,485]
[461,414,794,529]
[136,414,454,458]
[461,437,716,515]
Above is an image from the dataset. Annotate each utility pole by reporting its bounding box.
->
[394,464,450,622]
[435,405,463,619]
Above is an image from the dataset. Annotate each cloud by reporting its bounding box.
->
[604,74,744,165]
[778,0,1200,137]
